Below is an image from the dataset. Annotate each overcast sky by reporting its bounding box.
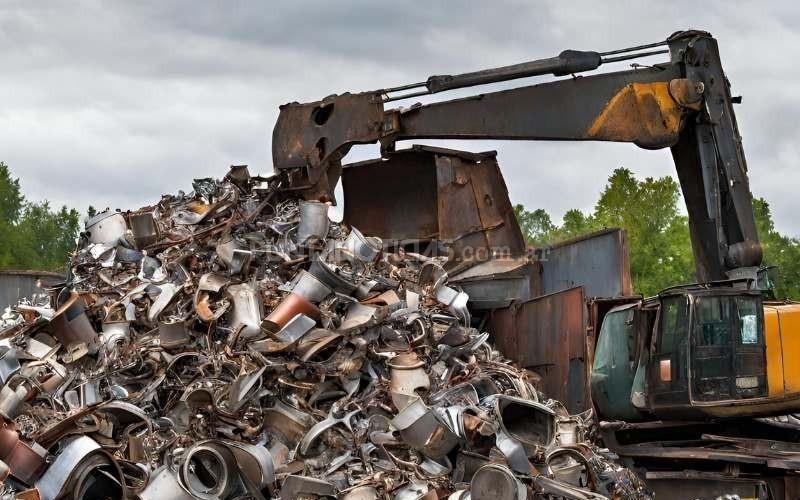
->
[2,1,799,234]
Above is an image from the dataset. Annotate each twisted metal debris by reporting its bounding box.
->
[0,166,650,499]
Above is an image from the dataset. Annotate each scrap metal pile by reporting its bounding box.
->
[0,166,650,499]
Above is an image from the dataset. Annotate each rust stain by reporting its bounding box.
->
[587,82,684,149]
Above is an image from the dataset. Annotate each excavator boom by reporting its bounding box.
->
[273,30,761,282]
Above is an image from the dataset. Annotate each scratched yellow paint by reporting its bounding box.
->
[586,82,684,148]
[772,303,800,395]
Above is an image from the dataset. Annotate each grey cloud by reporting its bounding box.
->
[1,0,799,235]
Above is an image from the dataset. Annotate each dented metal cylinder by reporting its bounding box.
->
[307,249,363,295]
[0,384,28,421]
[494,395,555,453]
[180,442,239,500]
[389,352,430,410]
[297,200,330,245]
[226,283,263,339]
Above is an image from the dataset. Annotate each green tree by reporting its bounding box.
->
[752,198,800,299]
[515,168,800,299]
[558,209,598,241]
[0,163,23,224]
[13,202,79,270]
[514,206,600,245]
[592,168,693,296]
[0,163,79,272]
[515,168,693,296]
[0,163,24,267]
[513,204,556,245]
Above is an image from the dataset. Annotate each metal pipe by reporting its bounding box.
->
[601,49,669,64]
[598,39,668,56]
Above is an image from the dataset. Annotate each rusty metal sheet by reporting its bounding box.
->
[450,257,541,310]
[540,228,632,298]
[342,145,526,264]
[489,286,588,412]
[342,148,439,242]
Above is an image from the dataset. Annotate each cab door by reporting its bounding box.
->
[648,295,691,408]
[590,304,643,421]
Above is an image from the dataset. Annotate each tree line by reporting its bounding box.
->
[515,167,800,299]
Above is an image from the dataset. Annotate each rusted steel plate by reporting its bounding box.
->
[489,286,588,412]
[342,149,439,242]
[342,145,526,264]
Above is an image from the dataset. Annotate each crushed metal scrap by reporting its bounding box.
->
[0,166,649,500]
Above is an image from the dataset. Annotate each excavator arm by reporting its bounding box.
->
[272,30,761,282]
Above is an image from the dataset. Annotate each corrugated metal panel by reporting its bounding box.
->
[539,228,632,298]
[489,286,589,412]
[0,270,63,308]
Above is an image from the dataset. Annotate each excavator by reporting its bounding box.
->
[271,29,800,419]
[271,30,800,495]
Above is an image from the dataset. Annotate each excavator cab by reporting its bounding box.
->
[648,286,766,416]
[590,281,800,421]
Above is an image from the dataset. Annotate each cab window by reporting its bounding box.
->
[694,296,732,346]
[658,296,689,355]
[736,296,759,344]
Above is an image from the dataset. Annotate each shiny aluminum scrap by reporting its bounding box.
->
[0,166,650,500]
